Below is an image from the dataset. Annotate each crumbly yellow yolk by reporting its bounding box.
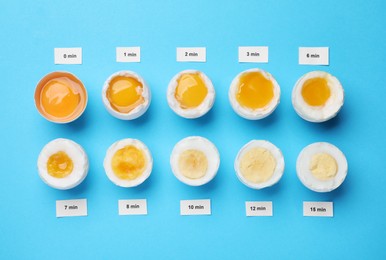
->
[240,147,276,183]
[174,73,208,109]
[111,145,146,180]
[178,149,208,179]
[47,151,74,178]
[301,77,331,106]
[107,76,144,113]
[310,153,338,180]
[41,78,81,118]
[236,71,274,110]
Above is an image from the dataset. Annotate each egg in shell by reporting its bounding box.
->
[102,71,151,120]
[170,136,220,186]
[292,71,344,122]
[37,138,89,190]
[296,142,348,192]
[234,140,284,189]
[167,70,215,119]
[104,138,153,188]
[229,68,281,120]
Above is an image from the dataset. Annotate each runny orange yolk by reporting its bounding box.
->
[301,77,331,106]
[106,76,144,113]
[174,73,208,109]
[41,77,81,118]
[47,151,74,178]
[236,71,274,110]
[111,145,146,180]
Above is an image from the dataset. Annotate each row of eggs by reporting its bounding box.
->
[34,69,344,123]
[38,137,348,193]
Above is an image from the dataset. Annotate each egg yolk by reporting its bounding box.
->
[47,151,74,178]
[236,71,274,110]
[175,73,208,109]
[40,77,81,119]
[240,147,276,183]
[107,76,144,113]
[301,77,331,106]
[178,149,208,179]
[310,153,338,180]
[111,145,146,180]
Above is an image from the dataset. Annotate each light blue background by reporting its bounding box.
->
[1,0,385,259]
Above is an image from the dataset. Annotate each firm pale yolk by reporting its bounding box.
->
[178,149,208,179]
[41,78,81,118]
[111,145,146,180]
[236,72,274,110]
[107,76,144,113]
[47,151,74,178]
[239,147,276,183]
[310,153,338,180]
[175,73,208,109]
[301,77,331,106]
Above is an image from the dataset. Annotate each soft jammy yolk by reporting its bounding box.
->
[236,71,274,110]
[106,76,144,113]
[174,73,208,109]
[47,151,74,178]
[301,77,331,106]
[111,145,146,180]
[41,78,81,118]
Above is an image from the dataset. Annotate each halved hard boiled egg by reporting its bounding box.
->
[229,68,280,120]
[37,138,89,190]
[296,142,348,192]
[102,71,151,120]
[167,70,215,119]
[234,140,284,189]
[104,138,153,187]
[292,71,344,122]
[170,136,220,186]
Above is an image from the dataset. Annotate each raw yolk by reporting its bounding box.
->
[310,153,338,180]
[41,77,81,118]
[301,77,331,106]
[236,71,274,110]
[178,149,208,179]
[239,147,276,183]
[107,76,144,113]
[111,145,146,180]
[47,151,74,178]
[175,73,208,109]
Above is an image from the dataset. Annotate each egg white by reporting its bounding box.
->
[102,71,151,120]
[170,136,220,186]
[37,138,89,190]
[292,71,344,122]
[296,142,348,192]
[104,138,153,188]
[234,140,284,189]
[167,70,215,119]
[229,68,281,120]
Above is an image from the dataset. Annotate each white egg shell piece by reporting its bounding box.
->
[37,138,89,190]
[234,140,285,189]
[229,68,281,120]
[296,142,348,192]
[104,138,153,188]
[170,136,220,186]
[102,70,151,120]
[292,71,344,122]
[167,70,215,119]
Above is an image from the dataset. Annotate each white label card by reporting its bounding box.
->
[238,46,269,63]
[245,201,273,217]
[303,201,333,217]
[116,47,141,62]
[180,199,211,216]
[56,199,87,218]
[118,199,148,215]
[176,47,206,62]
[299,47,329,65]
[54,48,82,64]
